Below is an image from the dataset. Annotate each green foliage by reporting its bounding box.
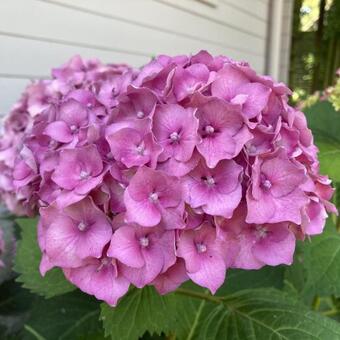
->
[284,221,340,302]
[14,218,75,298]
[302,227,340,297]
[290,0,339,95]
[23,291,103,340]
[284,243,308,300]
[217,266,284,295]
[0,280,35,339]
[101,286,340,340]
[304,100,340,181]
[194,289,340,340]
[101,286,178,340]
[100,267,284,340]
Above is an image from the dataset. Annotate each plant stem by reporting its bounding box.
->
[174,288,222,304]
[24,325,46,340]
[322,309,339,317]
[312,295,321,311]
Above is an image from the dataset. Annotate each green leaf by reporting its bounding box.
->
[14,218,75,298]
[23,291,103,340]
[100,286,178,340]
[318,147,340,182]
[302,228,340,297]
[304,100,340,181]
[284,241,309,302]
[283,220,340,301]
[176,288,340,340]
[174,266,285,338]
[101,278,340,340]
[140,332,166,340]
[210,289,340,339]
[304,101,340,147]
[217,266,284,295]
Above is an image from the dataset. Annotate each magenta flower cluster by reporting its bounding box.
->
[0,51,336,306]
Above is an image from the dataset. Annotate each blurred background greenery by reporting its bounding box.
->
[290,0,340,103]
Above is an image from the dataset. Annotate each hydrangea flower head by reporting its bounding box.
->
[0,51,336,306]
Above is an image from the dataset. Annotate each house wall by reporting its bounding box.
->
[280,0,294,84]
[0,0,291,116]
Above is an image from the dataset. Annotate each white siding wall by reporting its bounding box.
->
[0,0,289,117]
[280,0,294,83]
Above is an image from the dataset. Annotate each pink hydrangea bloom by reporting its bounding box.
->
[177,222,238,293]
[216,203,295,269]
[0,51,336,305]
[151,259,188,295]
[246,149,308,224]
[152,104,199,162]
[195,98,252,168]
[183,158,242,218]
[108,222,176,287]
[39,197,112,269]
[64,256,129,307]
[124,166,184,228]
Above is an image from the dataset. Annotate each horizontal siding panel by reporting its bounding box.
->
[0,33,265,87]
[0,34,149,78]
[158,0,267,38]
[221,0,268,22]
[0,78,30,116]
[0,0,263,70]
[50,0,266,59]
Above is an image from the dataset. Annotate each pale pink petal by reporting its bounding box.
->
[107,226,145,268]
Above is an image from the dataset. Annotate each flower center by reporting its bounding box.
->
[149,192,159,202]
[106,152,114,159]
[169,132,180,142]
[247,144,257,154]
[255,225,268,239]
[77,221,87,231]
[261,179,272,190]
[196,242,207,253]
[136,143,145,155]
[79,170,90,180]
[205,125,215,134]
[204,176,215,187]
[49,140,57,148]
[70,125,77,132]
[139,236,149,248]
[96,257,110,272]
[136,111,144,119]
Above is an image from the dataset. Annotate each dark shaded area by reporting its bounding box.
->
[290,0,340,99]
